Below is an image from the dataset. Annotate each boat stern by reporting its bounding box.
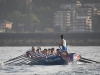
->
[70,53,81,62]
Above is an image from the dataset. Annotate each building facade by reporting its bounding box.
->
[54,1,100,32]
[0,20,13,33]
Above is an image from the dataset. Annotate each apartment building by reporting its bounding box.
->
[54,1,99,32]
[0,20,13,33]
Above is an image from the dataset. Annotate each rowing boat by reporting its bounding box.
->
[1,52,81,66]
[26,53,81,65]
[1,48,100,66]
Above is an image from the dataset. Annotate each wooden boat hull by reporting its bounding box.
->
[28,56,67,65]
[27,53,80,65]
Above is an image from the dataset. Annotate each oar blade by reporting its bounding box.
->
[79,57,100,64]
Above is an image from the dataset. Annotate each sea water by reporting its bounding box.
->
[0,46,100,75]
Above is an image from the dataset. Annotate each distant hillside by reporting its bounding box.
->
[0,0,100,32]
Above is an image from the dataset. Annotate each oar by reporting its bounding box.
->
[15,56,43,65]
[14,56,41,65]
[26,57,45,65]
[79,57,100,63]
[25,56,46,65]
[80,57,100,63]
[3,54,24,64]
[4,55,26,65]
[6,55,45,65]
[14,58,32,66]
[79,59,92,63]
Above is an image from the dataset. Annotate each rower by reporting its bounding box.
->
[46,48,51,58]
[43,49,48,58]
[25,46,36,58]
[56,35,69,56]
[36,48,42,58]
[56,49,60,56]
[50,48,56,58]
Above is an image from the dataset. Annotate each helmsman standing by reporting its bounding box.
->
[56,35,69,55]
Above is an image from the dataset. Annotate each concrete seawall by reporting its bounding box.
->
[0,33,100,46]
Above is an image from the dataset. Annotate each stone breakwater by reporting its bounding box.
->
[0,33,100,46]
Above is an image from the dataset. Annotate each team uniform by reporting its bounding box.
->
[61,39,67,52]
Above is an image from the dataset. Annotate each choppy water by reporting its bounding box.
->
[0,46,100,75]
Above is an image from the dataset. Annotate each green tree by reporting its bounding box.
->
[25,13,40,32]
[6,11,21,22]
[44,28,54,33]
[26,13,40,24]
[6,11,40,32]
